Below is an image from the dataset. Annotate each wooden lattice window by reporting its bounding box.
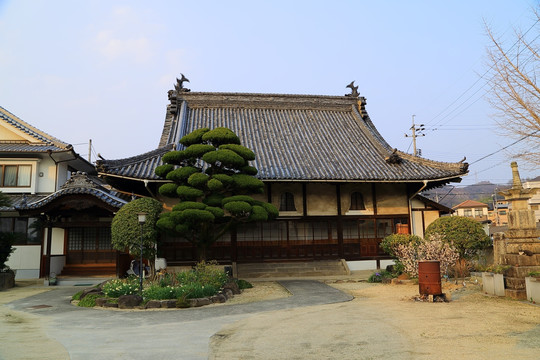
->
[279,192,296,212]
[349,192,366,210]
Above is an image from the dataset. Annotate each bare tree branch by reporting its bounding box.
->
[485,8,540,166]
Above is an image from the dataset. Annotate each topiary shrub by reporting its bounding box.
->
[155,127,278,260]
[111,197,163,275]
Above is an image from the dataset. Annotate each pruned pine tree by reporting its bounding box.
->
[155,127,279,260]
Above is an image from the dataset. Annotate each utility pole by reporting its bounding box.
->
[404,115,425,156]
[88,139,92,163]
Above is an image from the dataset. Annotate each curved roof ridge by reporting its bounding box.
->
[97,144,174,167]
[396,150,468,172]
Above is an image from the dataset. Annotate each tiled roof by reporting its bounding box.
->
[97,145,174,180]
[0,143,67,153]
[98,91,468,183]
[0,194,47,212]
[15,172,127,211]
[453,199,489,209]
[0,106,70,150]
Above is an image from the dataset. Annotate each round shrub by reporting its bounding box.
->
[202,149,246,168]
[155,164,174,178]
[240,165,258,175]
[166,166,199,182]
[162,150,188,165]
[203,193,226,207]
[183,144,215,158]
[201,127,240,146]
[219,144,256,160]
[212,174,234,186]
[257,202,279,219]
[111,197,163,259]
[156,215,176,232]
[231,174,264,192]
[158,183,178,197]
[207,178,224,191]
[224,201,252,216]
[187,172,209,188]
[181,209,215,223]
[222,195,256,205]
[381,234,423,257]
[172,201,207,211]
[180,127,210,146]
[425,216,491,259]
[176,185,204,200]
[205,206,225,218]
[249,205,268,221]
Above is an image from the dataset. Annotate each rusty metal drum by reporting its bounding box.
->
[418,260,442,295]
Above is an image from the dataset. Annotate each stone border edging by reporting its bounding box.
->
[73,281,241,310]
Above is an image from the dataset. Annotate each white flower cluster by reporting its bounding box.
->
[394,234,459,277]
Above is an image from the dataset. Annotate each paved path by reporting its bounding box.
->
[5,280,352,359]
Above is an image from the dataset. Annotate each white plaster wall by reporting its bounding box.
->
[36,157,58,193]
[43,228,65,255]
[347,260,396,271]
[6,245,41,279]
[52,228,65,255]
[411,211,424,238]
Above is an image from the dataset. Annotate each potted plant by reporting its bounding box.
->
[525,271,540,303]
[481,264,510,297]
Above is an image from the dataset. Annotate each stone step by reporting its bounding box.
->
[237,260,349,278]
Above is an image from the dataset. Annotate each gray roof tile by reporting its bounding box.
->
[98,92,468,183]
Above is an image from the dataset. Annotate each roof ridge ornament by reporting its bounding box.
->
[174,74,191,93]
[385,148,403,164]
[62,171,100,190]
[345,81,359,97]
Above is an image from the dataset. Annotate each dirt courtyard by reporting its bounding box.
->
[209,279,540,359]
[1,278,539,359]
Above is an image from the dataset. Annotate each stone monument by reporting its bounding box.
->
[495,162,540,299]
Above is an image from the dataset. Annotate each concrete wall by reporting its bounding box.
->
[375,183,408,214]
[5,245,41,279]
[306,183,338,216]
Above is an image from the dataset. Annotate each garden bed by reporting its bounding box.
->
[71,262,256,310]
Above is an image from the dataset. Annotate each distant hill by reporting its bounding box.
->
[422,181,511,208]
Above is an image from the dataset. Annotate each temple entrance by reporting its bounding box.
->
[66,226,116,264]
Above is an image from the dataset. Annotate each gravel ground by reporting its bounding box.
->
[1,279,539,360]
[209,279,540,359]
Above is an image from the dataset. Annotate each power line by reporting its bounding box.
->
[469,130,540,165]
[424,17,540,129]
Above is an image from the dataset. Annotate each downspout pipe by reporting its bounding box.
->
[409,180,429,236]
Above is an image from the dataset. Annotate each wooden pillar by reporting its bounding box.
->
[45,222,53,280]
[336,184,344,258]
[302,183,307,217]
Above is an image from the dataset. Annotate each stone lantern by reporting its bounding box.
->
[495,162,540,299]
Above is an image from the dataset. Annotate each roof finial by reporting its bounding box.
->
[174,74,191,92]
[345,81,359,97]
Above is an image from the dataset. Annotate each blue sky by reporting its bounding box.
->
[0,0,538,187]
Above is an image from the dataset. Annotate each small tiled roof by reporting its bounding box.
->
[0,106,71,151]
[452,199,489,209]
[0,194,47,212]
[98,91,468,184]
[15,172,127,211]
